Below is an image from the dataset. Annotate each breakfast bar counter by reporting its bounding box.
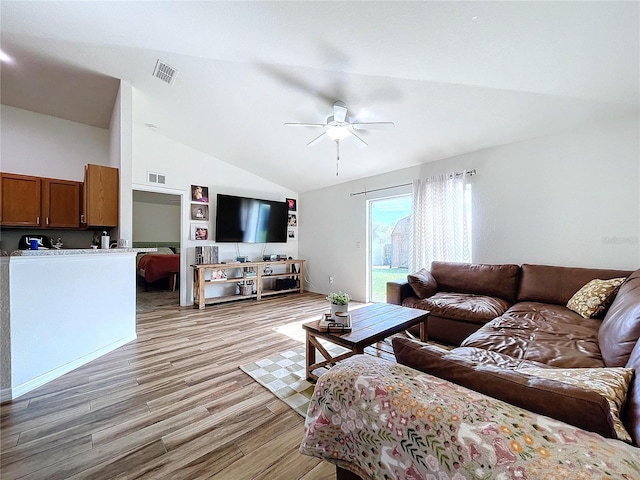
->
[0,248,153,400]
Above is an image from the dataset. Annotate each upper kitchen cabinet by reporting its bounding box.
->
[42,178,81,228]
[0,173,81,228]
[0,173,42,227]
[82,164,119,228]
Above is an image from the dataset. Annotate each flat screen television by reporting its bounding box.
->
[215,194,289,243]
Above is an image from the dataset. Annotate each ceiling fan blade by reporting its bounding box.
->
[348,129,368,148]
[284,123,326,128]
[350,122,395,130]
[306,132,327,147]
[333,101,347,123]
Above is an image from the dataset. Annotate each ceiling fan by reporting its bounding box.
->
[284,101,394,175]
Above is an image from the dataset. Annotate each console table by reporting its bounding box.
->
[192,259,305,309]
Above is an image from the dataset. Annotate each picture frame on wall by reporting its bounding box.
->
[288,229,295,239]
[288,213,297,227]
[191,185,209,203]
[286,198,297,211]
[191,223,209,240]
[190,204,209,220]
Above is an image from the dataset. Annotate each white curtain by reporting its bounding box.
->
[409,172,470,272]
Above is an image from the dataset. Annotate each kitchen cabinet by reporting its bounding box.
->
[0,173,80,228]
[42,178,81,228]
[0,173,41,227]
[82,164,119,228]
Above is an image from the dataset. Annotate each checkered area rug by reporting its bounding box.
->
[239,343,347,417]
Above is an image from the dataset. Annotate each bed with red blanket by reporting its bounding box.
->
[137,247,180,289]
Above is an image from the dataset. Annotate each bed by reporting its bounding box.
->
[136,247,181,290]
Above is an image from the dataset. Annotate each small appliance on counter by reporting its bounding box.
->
[18,235,52,250]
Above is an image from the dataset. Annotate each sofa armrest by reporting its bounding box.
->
[392,337,621,439]
[386,280,414,305]
[300,355,640,479]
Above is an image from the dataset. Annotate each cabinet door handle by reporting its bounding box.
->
[37,216,40,224]
[46,217,49,225]
[80,214,85,223]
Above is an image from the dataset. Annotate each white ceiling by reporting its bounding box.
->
[1,1,638,193]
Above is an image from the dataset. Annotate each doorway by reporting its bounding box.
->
[132,189,183,310]
[367,195,412,302]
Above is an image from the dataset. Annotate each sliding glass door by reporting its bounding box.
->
[367,195,411,302]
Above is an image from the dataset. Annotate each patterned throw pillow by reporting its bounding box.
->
[521,367,634,443]
[566,277,626,319]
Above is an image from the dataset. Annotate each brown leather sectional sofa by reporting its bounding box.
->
[387,261,640,445]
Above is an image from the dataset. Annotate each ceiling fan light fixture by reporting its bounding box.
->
[326,125,350,141]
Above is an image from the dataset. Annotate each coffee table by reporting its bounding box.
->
[302,303,430,381]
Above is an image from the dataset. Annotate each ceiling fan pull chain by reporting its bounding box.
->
[336,140,340,176]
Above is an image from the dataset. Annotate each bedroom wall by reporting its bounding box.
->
[299,114,640,302]
[133,201,181,243]
[132,124,299,305]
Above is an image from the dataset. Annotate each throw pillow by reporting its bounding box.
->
[520,367,634,443]
[566,277,626,319]
[407,268,438,299]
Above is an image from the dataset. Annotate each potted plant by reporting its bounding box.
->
[327,291,350,319]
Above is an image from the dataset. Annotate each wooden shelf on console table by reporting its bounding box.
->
[191,259,305,309]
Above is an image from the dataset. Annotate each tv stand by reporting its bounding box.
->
[192,259,305,309]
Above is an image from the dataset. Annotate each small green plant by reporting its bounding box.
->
[327,291,351,305]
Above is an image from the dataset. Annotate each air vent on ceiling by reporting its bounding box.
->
[153,60,178,85]
[147,172,166,185]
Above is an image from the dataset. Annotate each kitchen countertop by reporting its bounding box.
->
[9,247,157,256]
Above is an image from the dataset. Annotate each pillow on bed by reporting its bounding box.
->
[155,247,175,254]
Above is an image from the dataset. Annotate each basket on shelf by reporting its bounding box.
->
[237,282,253,296]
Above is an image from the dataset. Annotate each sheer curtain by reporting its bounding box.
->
[409,171,471,272]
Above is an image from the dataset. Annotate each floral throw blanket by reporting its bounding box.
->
[300,355,640,480]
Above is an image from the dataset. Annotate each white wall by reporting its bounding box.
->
[133,201,181,243]
[112,81,134,243]
[132,124,299,305]
[0,105,110,180]
[300,115,640,302]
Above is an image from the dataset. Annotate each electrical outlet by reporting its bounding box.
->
[329,276,334,284]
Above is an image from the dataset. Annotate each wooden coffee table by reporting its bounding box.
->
[302,303,430,381]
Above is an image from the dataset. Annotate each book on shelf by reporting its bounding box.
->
[195,246,219,265]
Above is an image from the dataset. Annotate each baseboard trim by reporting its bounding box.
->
[9,334,137,400]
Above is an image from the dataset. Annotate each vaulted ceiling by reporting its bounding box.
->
[1,1,638,192]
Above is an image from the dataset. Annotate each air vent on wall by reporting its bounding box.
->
[153,60,178,85]
[147,172,166,185]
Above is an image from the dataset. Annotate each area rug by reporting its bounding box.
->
[240,338,453,417]
[240,343,347,417]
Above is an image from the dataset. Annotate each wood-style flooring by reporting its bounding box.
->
[1,292,389,479]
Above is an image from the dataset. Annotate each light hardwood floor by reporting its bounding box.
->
[1,292,372,479]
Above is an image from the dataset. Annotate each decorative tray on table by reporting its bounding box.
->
[318,312,352,332]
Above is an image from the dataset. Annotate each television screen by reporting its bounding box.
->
[215,194,289,243]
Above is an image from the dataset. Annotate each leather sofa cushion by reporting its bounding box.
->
[461,302,605,368]
[517,264,632,305]
[599,269,640,367]
[449,346,551,369]
[392,337,621,439]
[623,337,640,446]
[407,268,438,299]
[402,292,510,325]
[431,261,520,303]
